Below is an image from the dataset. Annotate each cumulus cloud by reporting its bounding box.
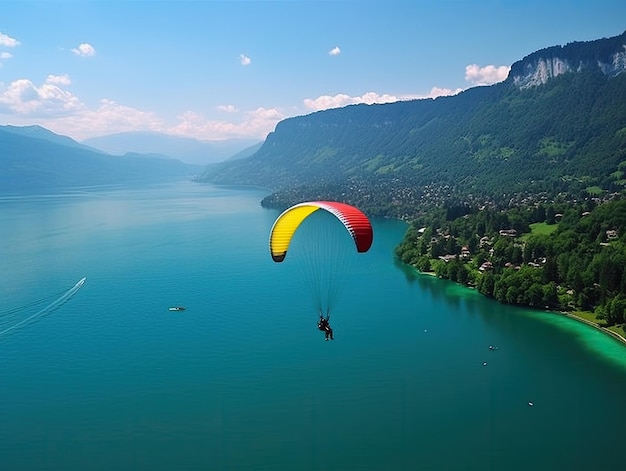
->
[0,51,12,66]
[302,87,463,112]
[304,92,394,111]
[0,77,167,139]
[302,62,509,113]
[428,86,463,97]
[240,53,251,66]
[0,78,84,116]
[329,46,341,56]
[46,74,72,86]
[168,106,283,140]
[465,64,510,86]
[71,43,96,57]
[0,71,281,140]
[250,107,283,121]
[88,99,163,129]
[218,104,238,113]
[0,33,19,66]
[0,32,20,47]
[43,99,164,140]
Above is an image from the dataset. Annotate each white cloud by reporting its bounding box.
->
[0,78,166,139]
[0,33,18,66]
[0,72,282,140]
[46,74,72,86]
[0,51,12,67]
[0,32,20,47]
[465,64,510,86]
[41,99,164,140]
[89,99,163,129]
[304,92,390,111]
[168,106,283,140]
[240,53,251,66]
[71,43,96,57]
[0,78,84,116]
[329,46,341,56]
[428,86,463,98]
[302,87,464,112]
[302,63,508,114]
[218,104,238,113]
[249,107,283,121]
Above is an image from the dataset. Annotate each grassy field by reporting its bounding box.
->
[570,310,604,324]
[520,222,559,241]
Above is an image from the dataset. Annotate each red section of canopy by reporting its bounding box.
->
[311,201,373,253]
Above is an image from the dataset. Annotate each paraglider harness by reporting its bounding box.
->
[318,312,334,340]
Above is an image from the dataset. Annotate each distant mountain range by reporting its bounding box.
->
[0,125,203,192]
[0,125,263,193]
[82,132,261,166]
[199,30,626,214]
[2,124,103,153]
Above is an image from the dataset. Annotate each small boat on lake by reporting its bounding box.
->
[168,306,186,311]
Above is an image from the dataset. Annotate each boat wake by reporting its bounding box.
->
[0,277,86,338]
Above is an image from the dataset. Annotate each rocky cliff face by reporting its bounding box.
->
[509,31,626,89]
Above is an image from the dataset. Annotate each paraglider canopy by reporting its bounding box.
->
[268,200,374,320]
[269,201,373,263]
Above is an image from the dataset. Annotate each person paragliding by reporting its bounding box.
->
[317,310,333,341]
[269,201,373,340]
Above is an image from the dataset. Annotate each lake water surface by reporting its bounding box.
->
[1,181,625,471]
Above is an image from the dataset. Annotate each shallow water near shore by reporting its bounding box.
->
[1,181,625,471]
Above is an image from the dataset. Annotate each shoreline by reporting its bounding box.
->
[560,311,626,346]
[415,268,626,347]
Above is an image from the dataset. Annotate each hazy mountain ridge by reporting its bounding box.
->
[0,128,202,192]
[82,132,261,166]
[1,124,104,153]
[226,142,264,162]
[198,31,626,212]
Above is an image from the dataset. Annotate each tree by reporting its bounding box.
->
[478,272,496,297]
[527,283,544,307]
[608,295,626,325]
[542,282,559,307]
[546,206,556,225]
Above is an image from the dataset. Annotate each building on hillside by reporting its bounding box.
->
[499,229,517,237]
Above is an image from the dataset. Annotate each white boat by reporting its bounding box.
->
[168,306,186,311]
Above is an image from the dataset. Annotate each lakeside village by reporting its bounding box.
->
[394,189,626,343]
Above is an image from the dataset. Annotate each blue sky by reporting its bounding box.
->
[1,0,625,142]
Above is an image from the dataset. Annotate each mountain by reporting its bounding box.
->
[0,124,103,153]
[510,32,626,88]
[0,127,202,192]
[198,30,626,215]
[82,132,261,166]
[226,142,264,161]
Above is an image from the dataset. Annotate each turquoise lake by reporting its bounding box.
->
[1,181,625,470]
